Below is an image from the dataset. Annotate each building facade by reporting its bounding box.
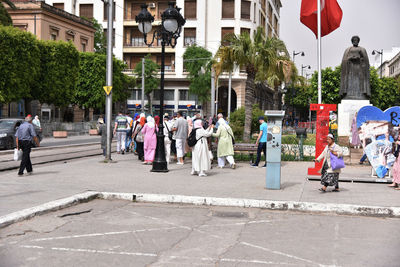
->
[42,0,282,117]
[7,1,95,52]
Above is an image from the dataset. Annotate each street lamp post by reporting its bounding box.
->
[136,2,185,172]
[372,49,383,78]
[301,64,311,77]
[292,50,305,64]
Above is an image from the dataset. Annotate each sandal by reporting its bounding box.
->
[319,188,326,192]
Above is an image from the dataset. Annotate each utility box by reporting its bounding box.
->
[265,110,285,190]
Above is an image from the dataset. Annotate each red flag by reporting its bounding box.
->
[300,0,343,38]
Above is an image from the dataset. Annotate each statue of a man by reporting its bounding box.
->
[340,36,371,100]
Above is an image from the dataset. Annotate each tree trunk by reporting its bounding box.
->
[243,70,256,142]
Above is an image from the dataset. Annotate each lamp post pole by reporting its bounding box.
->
[136,2,185,172]
[301,64,311,77]
[292,50,305,64]
[141,58,145,112]
[372,49,383,78]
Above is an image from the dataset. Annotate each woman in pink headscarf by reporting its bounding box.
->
[191,119,214,177]
[141,116,158,164]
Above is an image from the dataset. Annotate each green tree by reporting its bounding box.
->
[216,27,292,142]
[133,54,159,114]
[229,104,265,141]
[91,18,106,54]
[0,0,15,26]
[34,40,79,107]
[0,26,40,103]
[309,66,341,104]
[370,68,400,110]
[74,52,133,111]
[182,45,212,103]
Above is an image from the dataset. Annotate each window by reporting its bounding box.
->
[241,0,251,20]
[222,0,234,19]
[240,28,250,35]
[158,2,176,20]
[128,27,144,46]
[184,28,196,46]
[153,90,174,101]
[221,27,234,43]
[127,55,144,69]
[104,28,115,47]
[179,90,188,101]
[179,90,197,101]
[53,3,64,10]
[66,30,75,42]
[128,3,142,20]
[81,38,88,52]
[157,54,174,71]
[80,4,93,19]
[103,2,116,21]
[184,0,196,19]
[50,26,59,40]
[130,89,143,100]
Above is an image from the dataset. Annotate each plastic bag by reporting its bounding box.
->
[13,149,22,161]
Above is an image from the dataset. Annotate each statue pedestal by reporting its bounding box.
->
[338,99,371,138]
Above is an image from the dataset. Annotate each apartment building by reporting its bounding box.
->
[43,0,282,116]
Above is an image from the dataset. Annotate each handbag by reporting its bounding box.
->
[330,151,345,170]
[164,122,173,141]
[14,148,22,161]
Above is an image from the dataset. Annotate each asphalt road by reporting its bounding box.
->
[1,200,398,267]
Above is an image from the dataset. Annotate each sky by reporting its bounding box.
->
[280,0,400,76]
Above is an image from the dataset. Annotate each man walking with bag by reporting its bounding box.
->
[15,115,40,176]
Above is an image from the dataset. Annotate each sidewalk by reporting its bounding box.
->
[1,152,400,219]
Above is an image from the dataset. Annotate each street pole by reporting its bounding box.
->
[141,57,145,112]
[380,49,383,78]
[215,79,219,114]
[211,67,215,118]
[105,0,113,161]
[151,39,168,172]
[317,0,322,104]
[227,71,232,120]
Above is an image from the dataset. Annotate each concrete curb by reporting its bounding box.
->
[100,192,400,218]
[0,191,99,228]
[2,191,400,228]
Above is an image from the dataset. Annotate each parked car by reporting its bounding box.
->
[0,119,42,150]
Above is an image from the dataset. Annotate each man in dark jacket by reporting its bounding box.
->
[15,115,40,176]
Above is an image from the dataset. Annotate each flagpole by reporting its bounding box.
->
[317,0,322,104]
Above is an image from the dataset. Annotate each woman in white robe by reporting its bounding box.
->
[191,119,214,177]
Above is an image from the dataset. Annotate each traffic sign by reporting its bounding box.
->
[103,86,112,95]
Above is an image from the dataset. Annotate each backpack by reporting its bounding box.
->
[187,128,200,147]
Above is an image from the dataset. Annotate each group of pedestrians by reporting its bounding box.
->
[103,111,237,177]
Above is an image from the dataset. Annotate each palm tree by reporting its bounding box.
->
[215,27,293,142]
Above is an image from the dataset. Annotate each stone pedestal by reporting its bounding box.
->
[338,99,371,137]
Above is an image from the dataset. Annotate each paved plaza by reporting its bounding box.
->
[1,200,399,267]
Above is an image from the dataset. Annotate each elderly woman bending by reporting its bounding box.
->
[315,134,343,192]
